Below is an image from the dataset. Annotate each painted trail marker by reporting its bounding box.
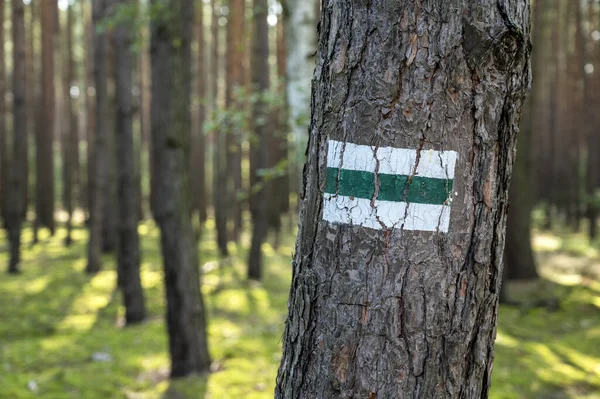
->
[323,140,457,233]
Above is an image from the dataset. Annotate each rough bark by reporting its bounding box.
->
[7,0,27,273]
[87,0,109,274]
[226,0,245,242]
[150,0,212,377]
[212,0,228,256]
[114,0,147,324]
[247,0,269,281]
[37,0,56,235]
[275,1,531,397]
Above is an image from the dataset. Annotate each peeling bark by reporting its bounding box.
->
[276,1,531,397]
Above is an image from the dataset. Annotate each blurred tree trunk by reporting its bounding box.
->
[587,1,600,240]
[102,39,118,253]
[25,0,37,223]
[283,0,317,198]
[138,0,151,218]
[504,0,548,282]
[87,0,108,274]
[275,1,531,397]
[191,1,207,226]
[150,0,212,377]
[114,0,146,325]
[226,0,245,242]
[62,2,78,246]
[267,18,288,243]
[0,0,6,226]
[247,0,269,280]
[37,0,56,236]
[6,0,26,273]
[83,0,95,220]
[213,0,228,256]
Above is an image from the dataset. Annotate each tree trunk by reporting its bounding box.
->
[7,0,27,273]
[247,0,269,281]
[212,0,228,256]
[139,0,151,218]
[102,38,118,253]
[86,0,109,274]
[191,0,207,225]
[275,1,531,397]
[63,1,78,246]
[0,0,6,227]
[114,0,146,325]
[283,0,317,197]
[37,0,56,235]
[83,0,95,219]
[150,0,212,377]
[226,0,245,242]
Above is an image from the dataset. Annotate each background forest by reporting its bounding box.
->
[0,0,598,398]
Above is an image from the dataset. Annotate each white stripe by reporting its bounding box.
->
[322,193,451,233]
[326,140,457,179]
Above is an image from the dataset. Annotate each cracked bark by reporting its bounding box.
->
[275,1,530,398]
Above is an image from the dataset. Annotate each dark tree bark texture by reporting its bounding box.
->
[276,1,531,398]
[150,0,211,377]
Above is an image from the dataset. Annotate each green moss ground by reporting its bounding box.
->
[0,223,598,398]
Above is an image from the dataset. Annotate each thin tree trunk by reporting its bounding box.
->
[83,0,95,220]
[7,0,27,273]
[150,0,212,377]
[248,0,269,280]
[86,0,108,274]
[63,2,77,246]
[226,0,245,243]
[114,0,146,324]
[38,0,56,235]
[275,1,531,397]
[0,0,6,227]
[191,1,207,225]
[212,0,228,256]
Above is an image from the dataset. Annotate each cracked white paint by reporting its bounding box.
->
[323,140,457,233]
[326,140,457,179]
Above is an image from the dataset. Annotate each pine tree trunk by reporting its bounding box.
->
[212,0,228,256]
[63,2,77,246]
[83,0,95,220]
[102,39,118,253]
[114,0,146,324]
[150,0,212,377]
[86,0,109,274]
[226,0,245,243]
[0,0,6,227]
[247,0,269,281]
[37,0,56,235]
[7,0,27,273]
[191,1,207,225]
[275,1,531,397]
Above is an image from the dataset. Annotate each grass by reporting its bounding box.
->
[0,221,599,398]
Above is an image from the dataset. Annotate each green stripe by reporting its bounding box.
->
[325,167,453,205]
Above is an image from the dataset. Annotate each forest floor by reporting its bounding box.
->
[0,221,599,399]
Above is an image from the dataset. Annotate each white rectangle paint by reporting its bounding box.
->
[326,140,457,180]
[322,193,452,233]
